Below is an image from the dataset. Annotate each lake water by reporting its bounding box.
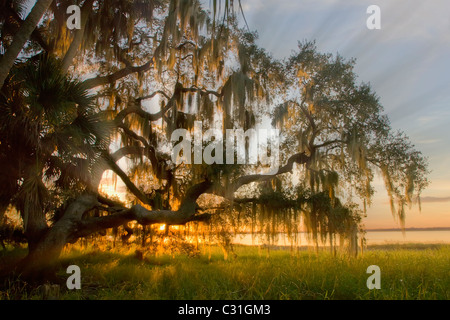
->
[363,230,450,245]
[233,230,450,247]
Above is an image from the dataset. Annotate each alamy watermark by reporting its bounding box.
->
[66,265,81,290]
[65,3,382,33]
[367,5,381,30]
[171,121,280,175]
[66,5,81,30]
[366,265,381,289]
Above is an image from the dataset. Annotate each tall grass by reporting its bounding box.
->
[0,244,448,300]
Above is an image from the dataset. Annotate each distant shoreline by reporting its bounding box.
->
[233,227,450,234]
[365,227,450,232]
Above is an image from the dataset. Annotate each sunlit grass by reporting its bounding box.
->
[1,244,448,300]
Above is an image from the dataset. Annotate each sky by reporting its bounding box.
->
[237,0,450,229]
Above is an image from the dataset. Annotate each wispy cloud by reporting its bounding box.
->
[238,0,450,228]
[416,139,441,145]
[420,196,450,203]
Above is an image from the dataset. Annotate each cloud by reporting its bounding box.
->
[420,196,450,203]
[416,139,441,145]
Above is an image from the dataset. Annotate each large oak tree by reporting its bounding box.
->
[0,0,428,279]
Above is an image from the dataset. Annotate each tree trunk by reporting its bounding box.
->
[18,194,99,280]
[19,230,68,281]
[0,203,8,225]
[0,0,54,88]
[23,207,48,253]
[14,182,211,280]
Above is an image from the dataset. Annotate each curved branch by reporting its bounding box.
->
[137,90,171,101]
[181,85,223,98]
[230,152,310,196]
[114,97,172,124]
[178,180,213,214]
[4,6,51,52]
[314,139,346,149]
[71,206,210,240]
[116,123,158,166]
[110,145,145,163]
[89,146,145,192]
[70,180,213,240]
[104,152,151,205]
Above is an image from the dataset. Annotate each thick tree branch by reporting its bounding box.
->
[229,152,310,197]
[71,206,210,240]
[97,194,124,207]
[69,180,213,240]
[115,123,159,171]
[5,6,51,52]
[178,180,213,214]
[110,145,145,163]
[181,85,223,98]
[89,146,145,192]
[114,100,171,124]
[290,99,315,133]
[103,152,151,205]
[176,40,197,50]
[314,139,346,149]
[0,0,54,88]
[137,90,171,101]
[61,0,95,72]
[81,60,153,89]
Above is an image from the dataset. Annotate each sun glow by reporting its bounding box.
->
[98,171,128,202]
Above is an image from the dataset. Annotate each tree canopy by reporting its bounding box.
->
[0,0,429,276]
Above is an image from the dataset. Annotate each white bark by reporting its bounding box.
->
[0,0,54,88]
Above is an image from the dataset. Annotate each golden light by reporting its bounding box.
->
[98,171,127,202]
[159,224,166,231]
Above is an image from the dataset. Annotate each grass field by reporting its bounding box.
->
[0,244,449,300]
